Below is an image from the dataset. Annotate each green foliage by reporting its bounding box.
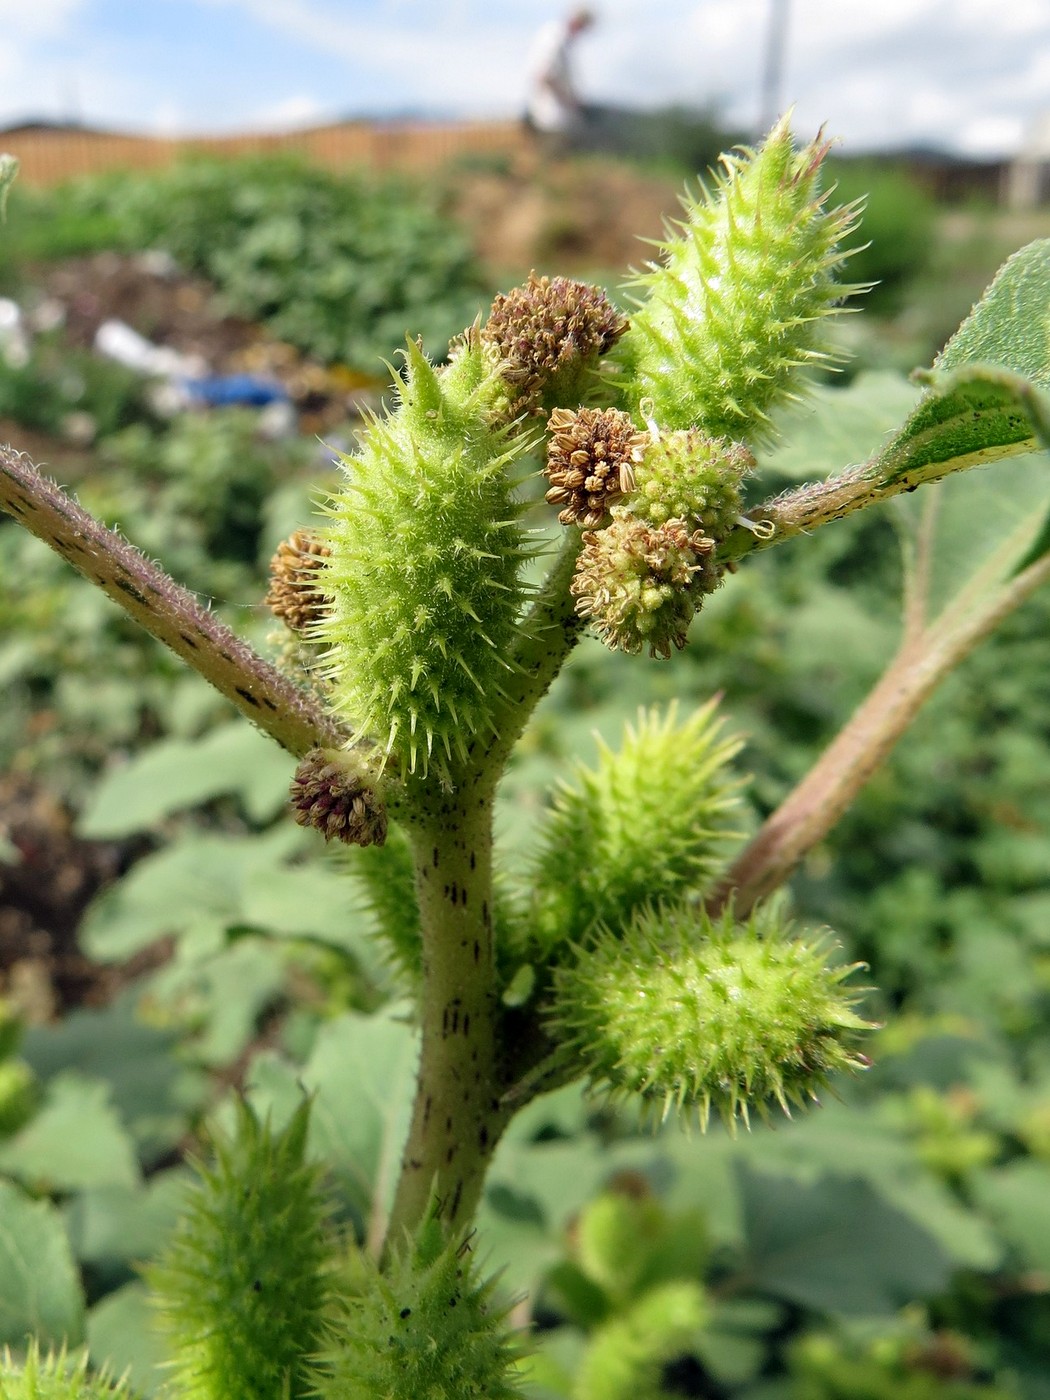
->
[3,156,488,367]
[825,159,938,314]
[147,1101,333,1400]
[0,342,152,441]
[3,121,1050,1400]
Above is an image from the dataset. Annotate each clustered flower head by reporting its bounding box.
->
[289,749,387,847]
[627,428,755,537]
[481,271,628,417]
[570,512,719,659]
[544,406,647,526]
[265,529,332,633]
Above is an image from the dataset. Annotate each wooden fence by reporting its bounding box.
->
[0,119,528,186]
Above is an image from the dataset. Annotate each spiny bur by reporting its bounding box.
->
[0,1342,130,1400]
[147,1100,333,1400]
[526,701,743,957]
[573,1282,707,1400]
[612,115,863,442]
[317,1217,523,1400]
[315,338,533,785]
[550,900,873,1130]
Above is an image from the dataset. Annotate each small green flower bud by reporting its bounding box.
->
[613,116,862,441]
[265,529,332,633]
[550,901,873,1130]
[482,272,627,418]
[570,511,719,658]
[318,1220,522,1400]
[544,406,647,526]
[573,1281,707,1400]
[626,425,755,540]
[289,749,387,847]
[0,1059,36,1136]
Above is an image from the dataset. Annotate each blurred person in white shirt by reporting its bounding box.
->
[525,8,596,154]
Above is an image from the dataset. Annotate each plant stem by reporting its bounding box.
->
[384,775,509,1249]
[0,445,347,757]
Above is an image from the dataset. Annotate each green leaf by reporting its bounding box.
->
[21,997,207,1164]
[738,1165,953,1316]
[245,1007,418,1225]
[0,1179,85,1345]
[77,722,295,838]
[0,1072,140,1192]
[87,1282,166,1397]
[971,1160,1050,1271]
[66,1169,192,1267]
[936,239,1050,386]
[79,828,300,962]
[874,364,1050,494]
[759,372,922,482]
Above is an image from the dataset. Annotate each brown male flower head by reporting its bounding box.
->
[571,510,720,659]
[481,272,627,417]
[545,406,648,527]
[290,749,387,847]
[265,530,331,633]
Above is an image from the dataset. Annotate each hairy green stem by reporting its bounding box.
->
[0,445,347,757]
[707,549,1050,917]
[384,777,509,1248]
[718,440,1039,566]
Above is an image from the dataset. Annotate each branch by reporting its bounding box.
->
[706,548,1050,917]
[0,445,349,758]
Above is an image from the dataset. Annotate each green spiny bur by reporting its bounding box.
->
[551,900,873,1129]
[572,1282,707,1400]
[147,1100,333,1400]
[0,1342,129,1400]
[316,339,533,785]
[614,115,861,441]
[318,1218,522,1399]
[527,701,743,956]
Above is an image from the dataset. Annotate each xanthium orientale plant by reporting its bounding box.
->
[2,116,1050,1397]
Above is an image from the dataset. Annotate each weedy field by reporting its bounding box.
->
[0,137,1049,1400]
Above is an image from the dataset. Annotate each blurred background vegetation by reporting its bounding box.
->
[0,118,1049,1398]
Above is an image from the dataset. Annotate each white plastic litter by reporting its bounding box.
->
[0,298,29,368]
[94,318,207,381]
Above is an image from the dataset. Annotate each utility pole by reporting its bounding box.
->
[759,0,791,136]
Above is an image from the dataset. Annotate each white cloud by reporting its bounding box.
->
[249,94,326,130]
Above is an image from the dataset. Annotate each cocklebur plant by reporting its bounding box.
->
[3,117,1050,1397]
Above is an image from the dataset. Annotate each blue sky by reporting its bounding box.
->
[4,0,1050,156]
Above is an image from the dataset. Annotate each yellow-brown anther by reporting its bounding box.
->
[545,406,648,527]
[481,272,628,416]
[289,749,387,847]
[570,511,720,659]
[265,530,331,633]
